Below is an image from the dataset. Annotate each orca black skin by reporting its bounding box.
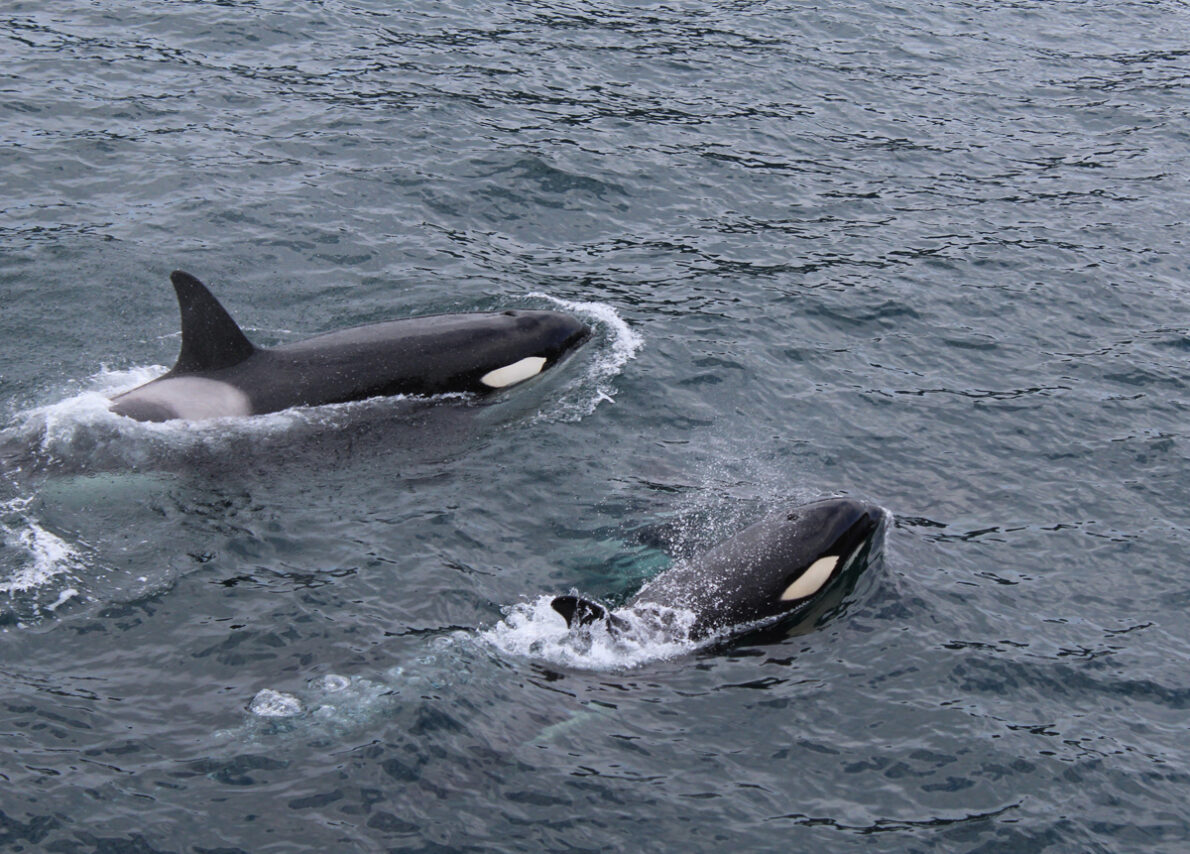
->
[552,497,885,641]
[109,271,592,422]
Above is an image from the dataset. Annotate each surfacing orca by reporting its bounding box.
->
[109,271,591,422]
[552,497,886,642]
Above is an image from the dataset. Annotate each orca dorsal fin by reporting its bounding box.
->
[169,270,256,374]
[551,595,609,628]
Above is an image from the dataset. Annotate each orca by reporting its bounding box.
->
[109,271,591,422]
[551,497,886,641]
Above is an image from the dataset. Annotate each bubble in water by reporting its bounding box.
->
[313,674,351,693]
[249,689,303,718]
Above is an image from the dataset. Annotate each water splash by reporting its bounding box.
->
[4,366,346,469]
[0,496,85,620]
[480,594,702,671]
[528,293,643,420]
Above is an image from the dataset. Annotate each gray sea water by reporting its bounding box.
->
[3,1,1190,851]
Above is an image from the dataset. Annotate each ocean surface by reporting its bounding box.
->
[3,0,1190,851]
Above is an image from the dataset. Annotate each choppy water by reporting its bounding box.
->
[3,0,1190,851]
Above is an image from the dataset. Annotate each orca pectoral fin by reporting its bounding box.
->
[551,595,609,628]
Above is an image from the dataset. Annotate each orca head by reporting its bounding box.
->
[691,497,886,645]
[505,310,591,360]
[624,497,887,641]
[769,497,885,611]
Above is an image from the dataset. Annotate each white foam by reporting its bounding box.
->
[0,496,86,596]
[480,595,701,671]
[45,587,79,612]
[527,294,644,420]
[9,366,158,447]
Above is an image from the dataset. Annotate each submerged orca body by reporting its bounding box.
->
[552,497,886,641]
[109,271,591,422]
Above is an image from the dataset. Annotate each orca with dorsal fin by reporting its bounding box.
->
[108,271,592,422]
[551,497,886,641]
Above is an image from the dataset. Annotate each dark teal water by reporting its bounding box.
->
[3,1,1190,851]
